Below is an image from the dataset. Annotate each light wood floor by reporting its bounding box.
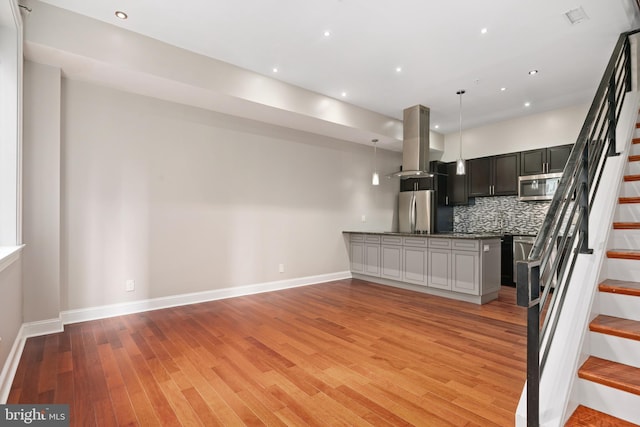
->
[8,279,527,426]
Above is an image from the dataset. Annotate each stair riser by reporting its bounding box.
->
[620,181,640,197]
[605,258,640,280]
[614,204,640,222]
[631,143,640,157]
[609,230,640,249]
[598,291,640,321]
[627,160,640,175]
[577,379,640,425]
[590,332,640,368]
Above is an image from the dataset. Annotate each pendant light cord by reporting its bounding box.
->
[458,90,465,158]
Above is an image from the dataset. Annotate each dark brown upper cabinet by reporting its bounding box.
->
[520,144,573,175]
[446,161,469,205]
[468,153,520,197]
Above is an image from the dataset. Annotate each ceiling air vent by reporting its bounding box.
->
[564,7,589,25]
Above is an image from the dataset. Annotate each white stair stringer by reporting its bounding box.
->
[576,379,640,425]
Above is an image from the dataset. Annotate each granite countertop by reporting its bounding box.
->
[342,231,503,240]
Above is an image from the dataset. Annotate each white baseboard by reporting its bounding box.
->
[0,324,26,404]
[60,270,351,325]
[21,317,63,338]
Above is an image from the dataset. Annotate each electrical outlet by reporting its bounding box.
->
[278,264,285,273]
[361,215,366,222]
[125,279,135,292]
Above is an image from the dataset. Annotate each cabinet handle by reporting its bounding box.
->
[446,195,449,205]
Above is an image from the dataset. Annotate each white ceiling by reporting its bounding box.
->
[32,0,640,135]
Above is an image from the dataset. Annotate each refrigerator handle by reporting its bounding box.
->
[410,193,416,233]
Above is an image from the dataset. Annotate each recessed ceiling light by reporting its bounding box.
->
[272,67,278,73]
[480,28,488,34]
[528,69,539,76]
[524,102,531,107]
[341,92,347,97]
[324,30,331,37]
[500,87,507,92]
[396,67,402,73]
[115,10,128,20]
[434,125,440,129]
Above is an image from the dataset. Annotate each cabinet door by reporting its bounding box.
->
[400,177,434,192]
[520,148,546,176]
[350,241,365,273]
[364,243,380,277]
[451,250,480,295]
[468,157,492,197]
[446,162,468,205]
[403,247,427,286]
[547,144,572,173]
[427,249,451,290]
[381,245,403,280]
[493,153,520,195]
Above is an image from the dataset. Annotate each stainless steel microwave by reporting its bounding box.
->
[518,172,563,201]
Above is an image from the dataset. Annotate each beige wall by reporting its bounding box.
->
[22,61,61,322]
[0,258,23,378]
[440,103,589,162]
[56,78,401,311]
[21,63,593,317]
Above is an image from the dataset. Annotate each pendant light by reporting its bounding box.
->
[371,139,380,186]
[456,90,466,175]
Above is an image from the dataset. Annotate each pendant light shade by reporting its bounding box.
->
[456,90,466,176]
[371,139,380,186]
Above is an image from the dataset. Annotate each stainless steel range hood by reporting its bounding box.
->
[388,104,433,179]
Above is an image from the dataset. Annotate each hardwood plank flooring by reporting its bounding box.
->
[578,356,640,396]
[607,249,640,260]
[565,405,638,426]
[619,196,640,204]
[589,315,640,341]
[9,279,527,426]
[599,279,640,297]
[612,222,640,230]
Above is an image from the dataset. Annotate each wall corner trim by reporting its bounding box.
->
[0,324,26,404]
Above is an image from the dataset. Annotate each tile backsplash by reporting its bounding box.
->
[453,196,550,235]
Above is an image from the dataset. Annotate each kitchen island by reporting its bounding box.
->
[343,231,502,304]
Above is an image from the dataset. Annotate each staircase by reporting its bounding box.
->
[565,135,640,425]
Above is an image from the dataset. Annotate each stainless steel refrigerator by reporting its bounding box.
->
[399,190,435,233]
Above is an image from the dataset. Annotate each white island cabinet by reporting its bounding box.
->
[345,232,501,305]
[380,235,403,281]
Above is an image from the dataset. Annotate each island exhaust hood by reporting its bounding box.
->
[388,104,433,179]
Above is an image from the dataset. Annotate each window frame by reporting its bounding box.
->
[0,0,24,273]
